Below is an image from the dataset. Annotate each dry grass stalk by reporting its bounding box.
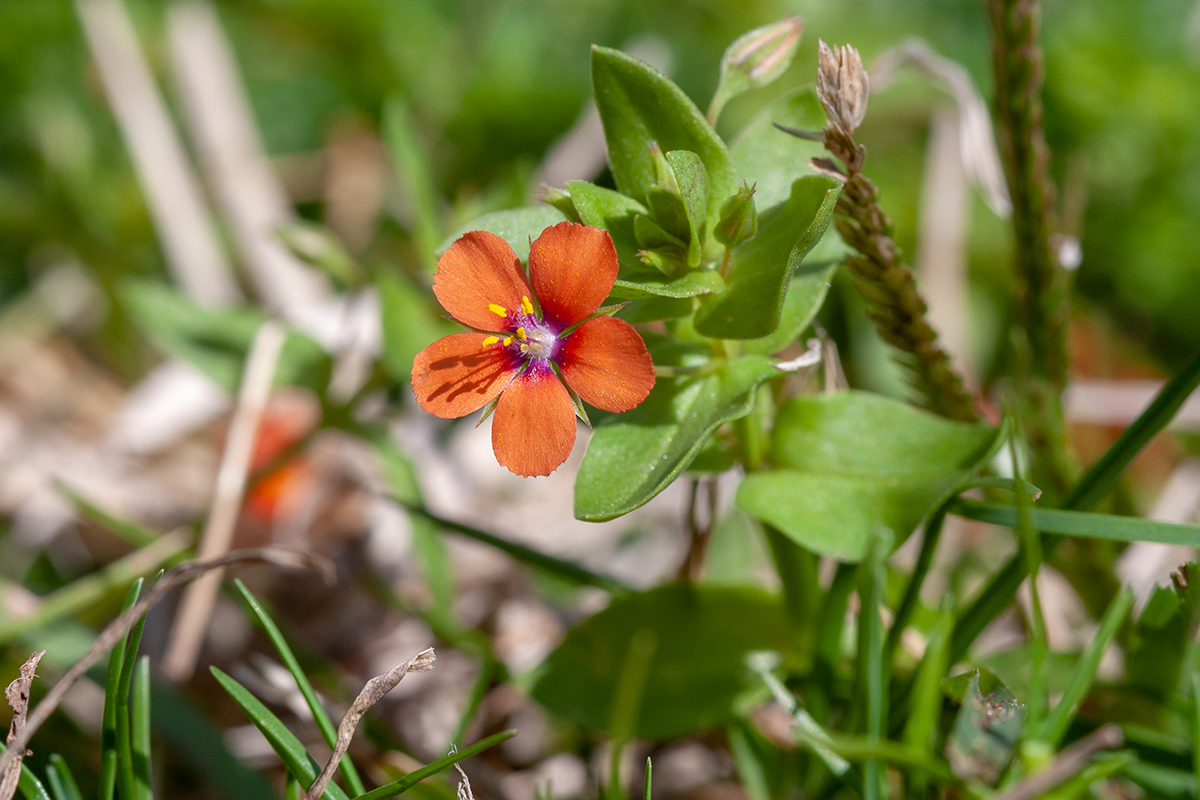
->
[163,321,287,682]
[0,548,333,779]
[813,41,978,422]
[991,724,1123,800]
[1,651,46,800]
[303,648,437,800]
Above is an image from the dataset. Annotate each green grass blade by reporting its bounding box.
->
[397,502,630,593]
[450,657,496,748]
[948,500,1200,546]
[382,97,443,273]
[643,757,652,800]
[1036,587,1133,746]
[211,667,350,800]
[100,579,143,800]
[286,775,303,800]
[150,678,277,800]
[1192,673,1200,800]
[857,530,891,800]
[352,730,516,800]
[903,599,954,796]
[57,486,160,547]
[45,755,83,800]
[130,656,152,800]
[608,629,657,800]
[0,534,187,644]
[816,563,857,671]
[1040,752,1134,800]
[234,580,366,796]
[0,745,53,800]
[116,594,149,800]
[1064,348,1200,511]
[1009,421,1048,729]
[727,724,770,800]
[885,504,947,670]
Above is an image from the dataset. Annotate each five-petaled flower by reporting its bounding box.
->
[411,222,656,477]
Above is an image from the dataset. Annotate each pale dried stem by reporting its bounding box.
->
[303,649,437,800]
[0,549,333,780]
[991,724,1123,800]
[163,321,287,682]
[1,651,46,800]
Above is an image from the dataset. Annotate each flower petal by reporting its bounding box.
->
[491,365,577,477]
[528,222,619,328]
[412,333,520,418]
[559,316,655,412]
[434,231,532,330]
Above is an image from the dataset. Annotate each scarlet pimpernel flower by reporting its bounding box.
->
[411,222,656,477]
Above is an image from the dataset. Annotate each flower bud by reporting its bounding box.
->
[714,183,758,247]
[816,39,869,136]
[708,17,804,123]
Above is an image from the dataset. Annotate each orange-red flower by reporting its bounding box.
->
[411,222,655,477]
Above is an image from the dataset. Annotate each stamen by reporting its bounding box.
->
[520,296,534,315]
[481,336,500,347]
[502,336,514,346]
[488,303,508,317]
[516,327,527,341]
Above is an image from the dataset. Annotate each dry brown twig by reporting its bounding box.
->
[303,648,437,800]
[0,548,334,780]
[1,651,46,800]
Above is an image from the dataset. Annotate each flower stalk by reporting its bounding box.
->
[812,41,978,422]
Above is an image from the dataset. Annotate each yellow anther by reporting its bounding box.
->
[516,327,527,341]
[502,336,514,347]
[481,336,500,348]
[520,295,534,315]
[488,303,508,317]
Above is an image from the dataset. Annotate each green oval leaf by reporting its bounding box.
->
[610,268,725,300]
[438,205,569,262]
[591,46,736,227]
[694,176,840,340]
[736,392,1002,560]
[530,584,788,739]
[575,355,779,521]
[731,88,827,210]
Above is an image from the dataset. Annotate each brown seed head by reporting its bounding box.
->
[816,40,869,136]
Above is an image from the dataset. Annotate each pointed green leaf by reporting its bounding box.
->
[438,205,569,262]
[211,668,350,800]
[663,150,708,266]
[947,500,1200,546]
[130,657,152,800]
[736,392,1002,560]
[575,355,779,521]
[99,580,143,800]
[530,585,788,739]
[591,46,736,226]
[708,18,804,124]
[731,88,827,210]
[694,176,840,339]
[610,268,725,300]
[740,274,833,355]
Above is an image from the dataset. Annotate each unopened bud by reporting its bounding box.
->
[708,17,805,123]
[714,183,758,247]
[816,39,869,136]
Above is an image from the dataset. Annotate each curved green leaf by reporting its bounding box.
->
[694,176,840,339]
[611,268,725,300]
[736,392,1002,560]
[575,355,779,521]
[353,731,516,800]
[947,499,1200,546]
[740,273,834,355]
[530,584,788,739]
[731,88,827,210]
[591,46,736,226]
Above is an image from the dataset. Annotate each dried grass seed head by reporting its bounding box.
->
[817,39,869,136]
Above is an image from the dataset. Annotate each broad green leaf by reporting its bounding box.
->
[211,668,350,800]
[708,18,804,125]
[947,499,1200,546]
[731,88,827,210]
[353,730,516,800]
[438,205,568,262]
[566,180,648,267]
[736,392,1002,560]
[378,269,457,384]
[530,584,788,739]
[591,46,736,226]
[610,267,724,300]
[617,296,695,324]
[234,580,366,795]
[1126,563,1200,700]
[740,273,834,355]
[944,671,1025,784]
[575,355,780,521]
[121,281,329,394]
[694,176,840,340]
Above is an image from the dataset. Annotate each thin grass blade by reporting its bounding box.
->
[116,594,149,800]
[948,500,1200,546]
[903,599,954,796]
[44,756,82,800]
[352,730,517,800]
[130,657,152,800]
[99,579,143,800]
[234,580,366,795]
[643,757,652,800]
